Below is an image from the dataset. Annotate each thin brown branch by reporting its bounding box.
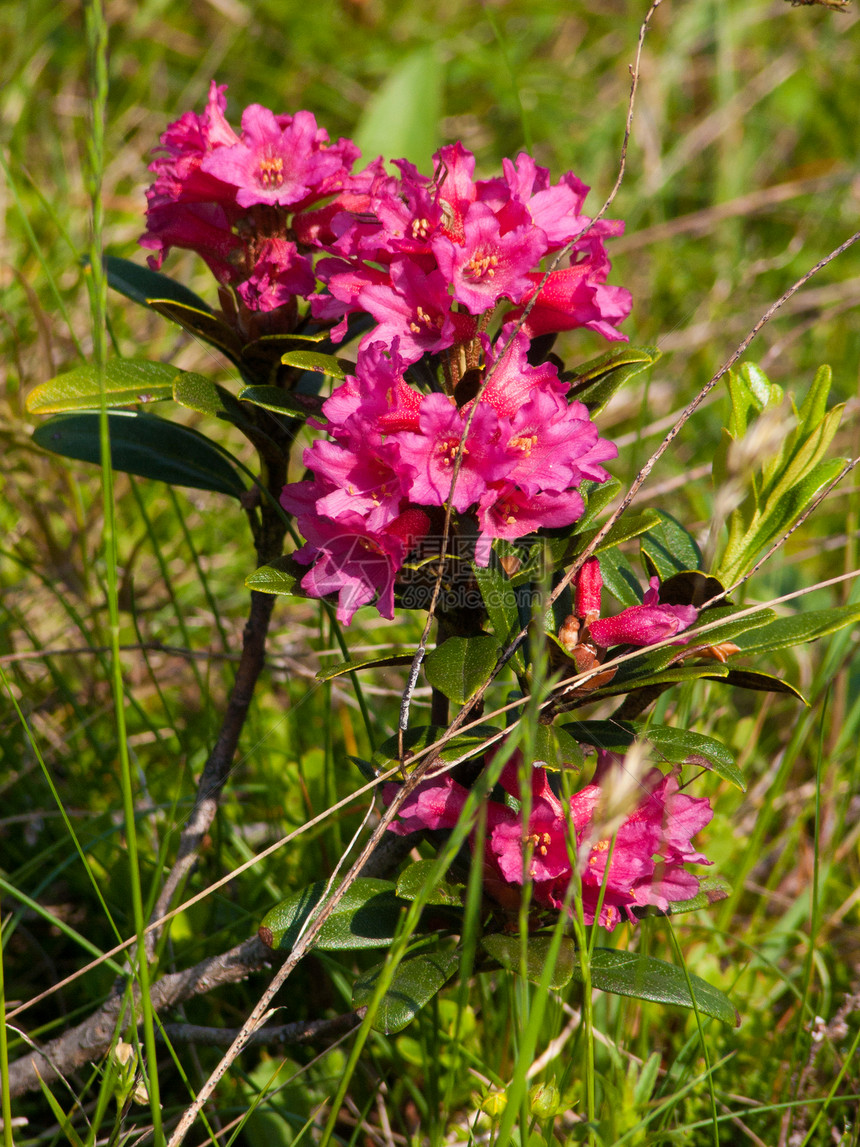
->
[158,1012,363,1049]
[7,937,272,1097]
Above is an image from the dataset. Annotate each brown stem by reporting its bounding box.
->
[157,1013,363,1049]
[7,937,273,1097]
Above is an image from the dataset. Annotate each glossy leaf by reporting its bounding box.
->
[482,933,578,989]
[396,860,466,907]
[532,723,585,772]
[424,635,501,704]
[32,412,246,497]
[245,556,307,596]
[640,511,703,581]
[373,723,501,773]
[102,254,213,314]
[594,546,644,608]
[732,604,860,656]
[574,948,739,1026]
[632,875,732,919]
[147,299,244,362]
[565,345,661,415]
[472,559,525,673]
[352,943,460,1034]
[316,652,415,682]
[259,877,405,952]
[712,668,805,700]
[238,385,326,419]
[575,477,622,532]
[26,358,182,414]
[600,661,731,697]
[279,350,351,379]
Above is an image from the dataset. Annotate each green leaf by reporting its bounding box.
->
[352,943,460,1034]
[632,875,732,919]
[396,860,466,907]
[732,604,860,656]
[574,477,622,532]
[532,723,585,772]
[797,363,833,437]
[559,719,637,755]
[352,46,444,171]
[578,510,663,557]
[595,546,644,608]
[32,412,246,498]
[712,668,805,700]
[316,653,415,682]
[279,350,350,379]
[259,877,405,952]
[640,511,702,581]
[638,725,744,790]
[102,254,213,314]
[26,357,183,414]
[238,385,325,419]
[472,558,524,671]
[245,555,308,596]
[373,723,501,773]
[575,948,739,1026]
[565,346,661,415]
[602,662,731,697]
[147,299,244,362]
[481,933,578,989]
[424,635,501,704]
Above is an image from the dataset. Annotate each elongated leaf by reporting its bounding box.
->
[26,358,183,414]
[316,653,415,682]
[373,723,501,772]
[353,943,460,1034]
[574,948,739,1026]
[712,668,805,699]
[424,635,501,704]
[279,350,350,379]
[482,933,578,989]
[733,604,860,655]
[103,254,213,314]
[599,662,731,697]
[595,546,644,608]
[396,860,465,907]
[565,346,661,414]
[559,719,637,755]
[640,511,702,580]
[472,559,525,672]
[32,412,246,497]
[532,722,585,772]
[574,477,622,532]
[238,385,325,419]
[578,510,663,556]
[148,299,244,361]
[259,877,405,952]
[632,875,732,919]
[352,46,443,171]
[245,556,307,596]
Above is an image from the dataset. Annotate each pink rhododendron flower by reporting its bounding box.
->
[573,559,698,649]
[387,758,712,930]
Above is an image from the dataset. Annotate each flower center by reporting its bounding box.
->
[258,155,285,190]
[436,435,465,467]
[465,249,499,283]
[409,305,442,336]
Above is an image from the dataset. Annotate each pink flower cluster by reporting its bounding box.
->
[389,757,713,930]
[281,333,618,623]
[141,82,365,314]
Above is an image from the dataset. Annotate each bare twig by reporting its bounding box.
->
[158,1012,363,1049]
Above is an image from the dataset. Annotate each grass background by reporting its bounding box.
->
[2,0,860,1142]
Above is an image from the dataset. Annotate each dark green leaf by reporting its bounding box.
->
[352,943,460,1034]
[238,385,325,419]
[575,948,739,1026]
[147,300,244,362]
[26,358,182,414]
[32,412,246,498]
[472,559,524,671]
[373,723,501,773]
[659,571,727,608]
[594,546,644,608]
[711,668,805,700]
[638,725,744,790]
[396,860,465,907]
[640,511,703,581]
[599,662,731,697]
[102,254,213,314]
[316,653,415,682]
[481,933,578,989]
[532,723,585,772]
[574,477,622,532]
[424,635,501,704]
[559,719,636,755]
[565,346,661,414]
[259,877,404,952]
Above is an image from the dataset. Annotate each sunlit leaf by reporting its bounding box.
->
[316,653,415,682]
[259,877,405,952]
[102,254,213,314]
[424,635,501,704]
[26,358,182,414]
[396,860,466,906]
[353,942,460,1033]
